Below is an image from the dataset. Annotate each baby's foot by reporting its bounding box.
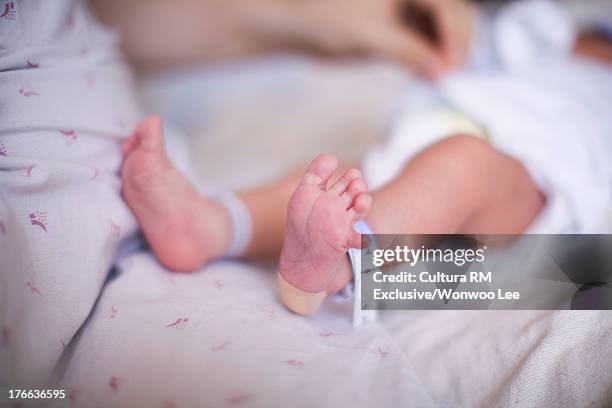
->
[121,116,231,272]
[278,154,372,315]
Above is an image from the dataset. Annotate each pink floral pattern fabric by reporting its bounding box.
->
[51,254,439,408]
[0,0,141,384]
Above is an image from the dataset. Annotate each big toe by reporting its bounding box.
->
[301,154,339,189]
[134,116,165,154]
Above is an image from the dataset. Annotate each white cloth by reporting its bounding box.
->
[443,61,612,234]
[363,0,612,233]
[0,0,142,384]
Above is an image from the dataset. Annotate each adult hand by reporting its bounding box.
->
[293,0,476,78]
[92,0,475,77]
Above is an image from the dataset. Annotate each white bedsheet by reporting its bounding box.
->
[53,253,444,408]
[54,253,612,408]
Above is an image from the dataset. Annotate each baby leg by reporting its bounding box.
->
[278,135,544,315]
[368,134,544,235]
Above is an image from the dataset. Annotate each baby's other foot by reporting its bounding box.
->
[121,116,231,272]
[278,154,372,315]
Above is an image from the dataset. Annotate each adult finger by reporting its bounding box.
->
[408,0,465,69]
[451,0,476,67]
[440,0,475,67]
[366,25,445,78]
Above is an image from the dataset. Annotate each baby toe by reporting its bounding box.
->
[341,178,367,207]
[301,154,339,188]
[134,116,165,153]
[349,193,372,222]
[330,168,362,195]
